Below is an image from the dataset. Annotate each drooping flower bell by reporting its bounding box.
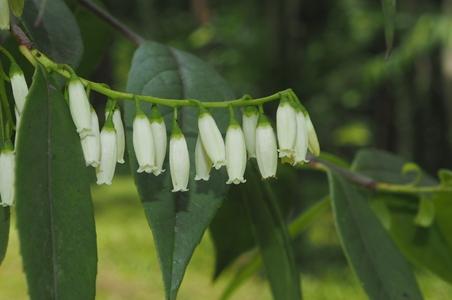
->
[306,114,320,156]
[293,110,309,165]
[242,106,259,158]
[255,113,278,179]
[225,111,247,184]
[9,64,28,115]
[150,105,167,176]
[194,135,211,181]
[112,108,125,164]
[198,107,226,169]
[169,117,190,192]
[133,109,156,174]
[0,0,10,30]
[96,118,117,185]
[68,77,92,138]
[276,95,297,159]
[81,107,101,167]
[0,144,15,206]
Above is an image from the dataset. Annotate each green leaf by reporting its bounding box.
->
[0,207,9,265]
[20,0,83,67]
[381,0,396,56]
[9,0,24,17]
[15,67,97,299]
[125,41,235,300]
[328,171,423,300]
[241,164,301,300]
[354,149,452,283]
[220,197,329,300]
[414,196,435,228]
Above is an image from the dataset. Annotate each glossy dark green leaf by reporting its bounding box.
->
[241,164,301,300]
[381,0,396,56]
[20,0,83,67]
[353,149,452,283]
[328,171,423,300]
[0,207,9,265]
[9,0,24,17]
[15,67,97,299]
[125,41,234,300]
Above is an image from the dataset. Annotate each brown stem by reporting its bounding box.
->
[76,0,144,46]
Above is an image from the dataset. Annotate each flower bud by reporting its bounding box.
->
[170,122,189,192]
[110,108,125,164]
[133,113,156,173]
[10,64,28,115]
[293,111,309,165]
[194,136,211,181]
[276,97,297,159]
[150,106,167,175]
[242,106,259,158]
[68,78,92,138]
[0,0,10,30]
[225,124,247,184]
[0,148,15,206]
[255,115,278,179]
[306,114,320,156]
[198,109,225,169]
[96,127,117,185]
[81,108,100,167]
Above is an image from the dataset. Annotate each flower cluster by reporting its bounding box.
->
[68,81,319,192]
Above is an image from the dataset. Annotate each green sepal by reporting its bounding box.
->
[228,106,239,126]
[9,63,24,77]
[243,106,258,117]
[198,105,209,118]
[258,113,271,127]
[150,105,164,123]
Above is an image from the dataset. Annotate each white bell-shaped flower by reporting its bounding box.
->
[0,0,10,30]
[81,108,101,167]
[169,121,189,192]
[150,106,167,175]
[293,111,309,165]
[225,121,247,184]
[68,78,92,138]
[242,106,259,158]
[0,147,15,206]
[133,113,156,173]
[194,135,211,181]
[96,125,117,185]
[276,97,297,159]
[306,114,320,156]
[112,108,125,164]
[198,109,225,169]
[10,64,28,115]
[255,115,278,179]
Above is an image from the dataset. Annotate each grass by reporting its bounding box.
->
[1,176,451,299]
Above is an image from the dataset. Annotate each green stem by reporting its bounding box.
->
[23,48,286,109]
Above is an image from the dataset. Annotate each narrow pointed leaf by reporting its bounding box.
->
[125,41,234,300]
[0,207,9,265]
[9,0,24,17]
[15,67,97,299]
[328,171,423,300]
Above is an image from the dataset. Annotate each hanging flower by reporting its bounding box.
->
[81,108,101,167]
[198,108,226,169]
[0,146,15,206]
[68,78,92,138]
[133,113,156,173]
[276,96,297,159]
[194,135,211,181]
[150,106,167,175]
[96,125,117,185]
[10,64,28,115]
[255,114,278,179]
[306,114,320,156]
[225,121,247,184]
[0,0,10,30]
[242,106,259,158]
[293,111,309,165]
[111,108,125,164]
[169,120,189,192]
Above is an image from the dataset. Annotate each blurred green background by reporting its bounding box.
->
[3,0,452,298]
